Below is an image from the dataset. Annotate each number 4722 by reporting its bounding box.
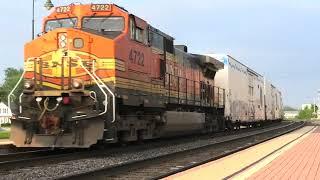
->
[129,50,144,66]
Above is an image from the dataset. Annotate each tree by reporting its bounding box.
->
[0,68,23,103]
[296,105,318,120]
[283,106,298,111]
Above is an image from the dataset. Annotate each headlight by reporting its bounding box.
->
[73,38,84,49]
[24,80,34,90]
[58,33,67,49]
[72,79,83,89]
[60,41,67,48]
[60,34,66,41]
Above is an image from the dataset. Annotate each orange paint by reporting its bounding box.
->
[24,3,214,96]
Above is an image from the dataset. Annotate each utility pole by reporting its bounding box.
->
[32,0,35,40]
[317,90,320,119]
[32,0,55,40]
[314,98,316,114]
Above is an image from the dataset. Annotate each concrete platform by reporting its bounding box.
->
[247,127,320,180]
[165,126,315,180]
[0,139,12,145]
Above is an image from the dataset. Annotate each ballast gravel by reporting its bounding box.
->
[0,124,288,180]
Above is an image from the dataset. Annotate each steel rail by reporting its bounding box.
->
[0,149,80,170]
[0,149,54,163]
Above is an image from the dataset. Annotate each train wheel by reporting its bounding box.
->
[136,130,145,145]
[225,120,234,131]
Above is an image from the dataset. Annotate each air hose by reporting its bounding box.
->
[38,97,61,121]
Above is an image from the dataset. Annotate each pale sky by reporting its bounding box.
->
[0,0,319,108]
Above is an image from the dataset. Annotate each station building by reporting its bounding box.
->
[284,111,299,119]
[0,102,11,126]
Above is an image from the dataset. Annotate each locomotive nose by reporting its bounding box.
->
[23,29,93,91]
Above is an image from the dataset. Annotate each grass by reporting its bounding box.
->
[0,131,10,139]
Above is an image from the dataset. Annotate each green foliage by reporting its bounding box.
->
[296,105,318,120]
[0,123,11,128]
[0,68,23,103]
[0,131,10,139]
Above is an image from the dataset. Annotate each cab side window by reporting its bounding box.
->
[165,38,174,54]
[130,17,136,40]
[135,28,144,42]
[149,31,164,51]
[130,17,147,44]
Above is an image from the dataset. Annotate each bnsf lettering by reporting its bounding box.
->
[39,60,92,68]
[129,49,144,66]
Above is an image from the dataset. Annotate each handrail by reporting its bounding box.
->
[91,60,116,123]
[71,56,116,123]
[166,73,226,107]
[9,55,115,123]
[19,93,24,113]
[71,56,108,113]
[7,58,37,112]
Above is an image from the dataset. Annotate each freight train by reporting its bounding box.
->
[8,3,283,148]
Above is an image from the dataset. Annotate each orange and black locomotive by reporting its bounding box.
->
[9,4,225,148]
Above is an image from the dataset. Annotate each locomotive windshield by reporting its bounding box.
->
[82,17,125,32]
[45,18,77,32]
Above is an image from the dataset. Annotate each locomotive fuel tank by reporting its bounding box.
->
[160,111,206,136]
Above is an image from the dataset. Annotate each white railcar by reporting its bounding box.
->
[264,80,274,120]
[208,54,282,125]
[274,88,284,120]
[264,81,283,120]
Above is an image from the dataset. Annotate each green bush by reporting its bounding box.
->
[0,123,11,128]
[0,131,10,139]
[0,68,23,102]
[297,105,318,120]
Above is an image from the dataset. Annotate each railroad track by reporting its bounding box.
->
[0,149,53,162]
[0,149,82,171]
[0,144,13,149]
[60,121,305,180]
[0,122,284,171]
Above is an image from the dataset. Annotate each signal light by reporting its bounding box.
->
[24,80,34,90]
[63,97,71,105]
[73,38,84,49]
[72,79,83,89]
